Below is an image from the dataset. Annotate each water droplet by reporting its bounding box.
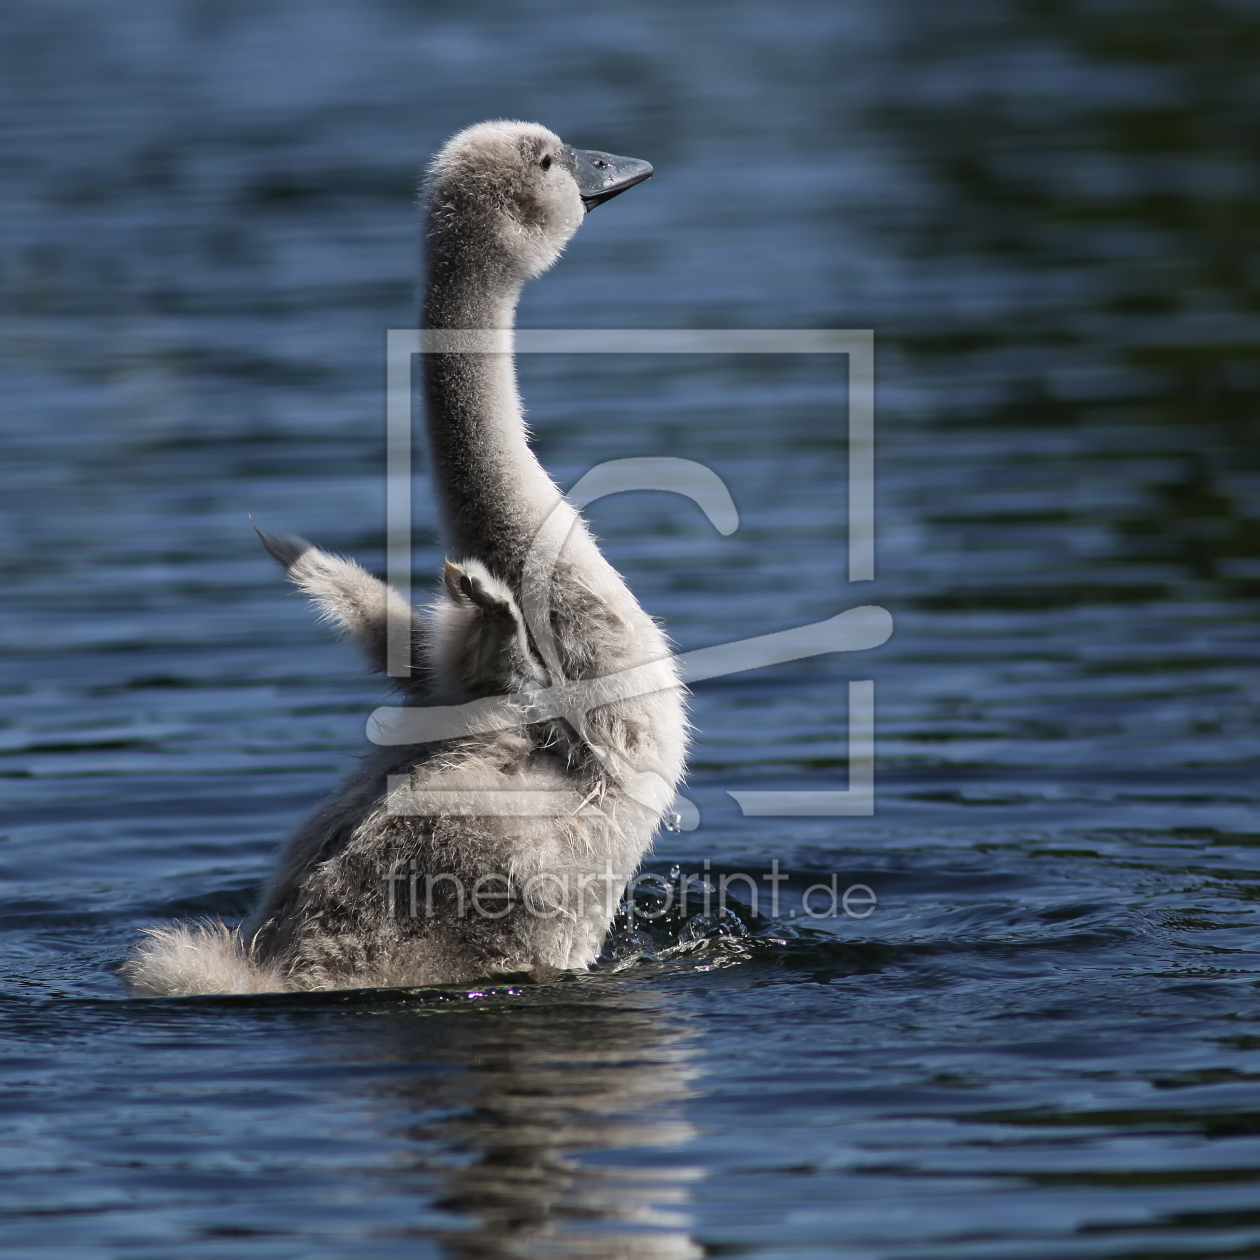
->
[664,812,683,833]
[668,864,681,880]
[678,908,750,944]
[601,928,657,965]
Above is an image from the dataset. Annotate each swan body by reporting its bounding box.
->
[123,121,685,995]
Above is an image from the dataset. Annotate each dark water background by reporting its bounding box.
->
[2,0,1259,1255]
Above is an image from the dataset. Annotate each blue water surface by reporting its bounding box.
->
[2,0,1260,1255]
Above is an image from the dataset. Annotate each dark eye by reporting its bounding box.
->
[539,154,552,171]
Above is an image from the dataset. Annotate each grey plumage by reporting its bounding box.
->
[122,121,686,995]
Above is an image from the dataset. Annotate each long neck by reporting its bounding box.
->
[422,243,562,581]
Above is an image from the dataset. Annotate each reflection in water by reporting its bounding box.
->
[362,985,703,1258]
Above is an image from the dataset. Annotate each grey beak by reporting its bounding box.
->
[565,147,653,212]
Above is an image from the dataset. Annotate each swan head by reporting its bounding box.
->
[425,120,652,281]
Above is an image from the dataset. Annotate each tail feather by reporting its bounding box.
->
[119,921,289,996]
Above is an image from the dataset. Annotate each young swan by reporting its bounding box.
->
[122,121,684,995]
